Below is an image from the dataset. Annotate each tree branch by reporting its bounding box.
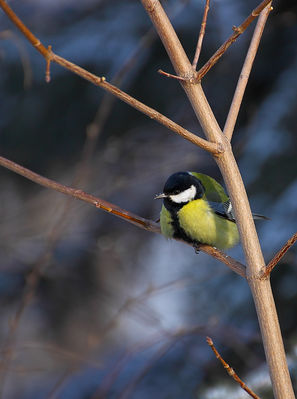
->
[0,0,220,156]
[224,3,272,140]
[192,0,210,70]
[0,1,294,397]
[261,232,297,279]
[140,1,295,398]
[195,0,272,82]
[206,337,261,399]
[0,155,246,277]
[0,156,158,232]
[157,0,272,84]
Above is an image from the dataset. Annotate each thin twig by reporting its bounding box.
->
[0,156,158,232]
[261,232,297,279]
[0,0,220,156]
[156,0,271,83]
[195,0,272,82]
[224,3,272,140]
[192,0,210,70]
[158,68,188,81]
[0,156,246,277]
[206,337,261,399]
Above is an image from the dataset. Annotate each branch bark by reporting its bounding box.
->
[141,1,295,398]
[206,337,261,399]
[195,0,272,81]
[224,4,272,140]
[261,232,297,278]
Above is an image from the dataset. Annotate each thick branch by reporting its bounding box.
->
[141,0,225,147]
[141,1,295,398]
[224,4,272,140]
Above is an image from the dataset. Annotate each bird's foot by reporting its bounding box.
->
[193,243,201,254]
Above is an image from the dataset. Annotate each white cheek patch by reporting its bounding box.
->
[170,185,196,203]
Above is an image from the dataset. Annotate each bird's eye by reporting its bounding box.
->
[173,190,180,195]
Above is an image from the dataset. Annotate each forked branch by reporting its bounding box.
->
[141,1,295,398]
[195,0,272,82]
[158,0,272,83]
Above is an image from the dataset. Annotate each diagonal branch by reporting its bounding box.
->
[224,3,272,140]
[0,0,220,156]
[261,232,297,279]
[206,337,261,399]
[0,156,158,232]
[156,0,272,83]
[192,0,210,70]
[195,0,272,82]
[0,155,246,277]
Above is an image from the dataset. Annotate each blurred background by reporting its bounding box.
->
[0,0,296,398]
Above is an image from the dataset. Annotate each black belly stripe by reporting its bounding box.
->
[164,199,201,245]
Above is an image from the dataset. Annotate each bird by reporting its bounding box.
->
[155,171,267,250]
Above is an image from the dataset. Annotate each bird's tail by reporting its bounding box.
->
[252,213,270,220]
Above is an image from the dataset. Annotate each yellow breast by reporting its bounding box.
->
[177,199,239,249]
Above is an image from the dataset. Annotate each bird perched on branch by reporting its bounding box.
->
[155,171,267,250]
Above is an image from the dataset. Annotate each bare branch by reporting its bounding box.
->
[1,1,295,397]
[197,244,246,277]
[195,0,272,82]
[206,337,261,399]
[0,156,158,232]
[0,155,246,277]
[140,1,295,398]
[224,3,272,140]
[0,0,220,155]
[192,0,210,70]
[158,68,188,81]
[261,232,297,279]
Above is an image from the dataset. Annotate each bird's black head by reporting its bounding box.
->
[158,172,205,207]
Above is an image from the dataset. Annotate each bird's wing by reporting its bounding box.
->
[190,172,268,221]
[208,200,236,222]
[209,200,269,221]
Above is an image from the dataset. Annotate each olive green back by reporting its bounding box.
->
[191,172,229,203]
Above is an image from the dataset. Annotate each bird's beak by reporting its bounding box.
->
[154,193,167,200]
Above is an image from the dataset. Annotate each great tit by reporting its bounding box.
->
[155,172,266,250]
